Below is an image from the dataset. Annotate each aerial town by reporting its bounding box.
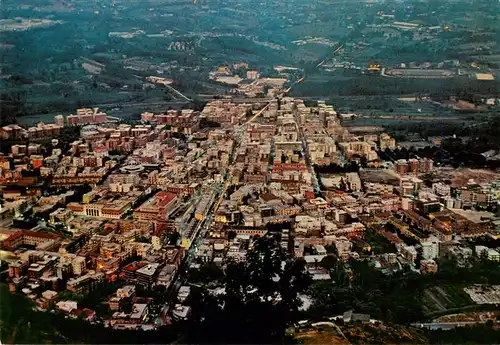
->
[1,67,499,339]
[1,0,500,343]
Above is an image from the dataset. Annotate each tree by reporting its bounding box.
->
[415,246,423,269]
[199,262,224,282]
[188,262,224,284]
[319,255,338,271]
[339,177,347,191]
[227,230,237,241]
[422,173,435,188]
[119,298,134,314]
[168,232,180,245]
[151,285,168,304]
[94,302,111,318]
[136,236,151,244]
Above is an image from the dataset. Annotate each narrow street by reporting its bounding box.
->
[293,108,321,195]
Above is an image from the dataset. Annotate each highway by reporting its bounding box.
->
[244,102,271,126]
[283,76,305,94]
[164,84,192,102]
[316,44,344,68]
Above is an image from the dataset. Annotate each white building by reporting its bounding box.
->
[433,182,451,197]
[401,245,418,262]
[475,246,500,261]
[116,285,136,298]
[56,300,78,313]
[177,286,191,303]
[421,238,439,260]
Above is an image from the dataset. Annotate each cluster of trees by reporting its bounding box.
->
[379,126,500,170]
[0,284,182,344]
[307,252,500,326]
[168,231,180,246]
[135,236,152,244]
[182,236,312,344]
[384,222,420,246]
[436,255,500,286]
[0,92,25,126]
[307,260,426,324]
[187,262,225,284]
[199,118,221,129]
[314,162,360,174]
[292,72,500,98]
[363,228,398,254]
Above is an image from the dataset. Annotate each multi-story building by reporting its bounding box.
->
[333,236,353,261]
[345,172,362,192]
[379,133,396,150]
[67,272,105,294]
[395,159,408,175]
[475,246,500,261]
[8,260,29,278]
[246,70,260,80]
[66,108,108,126]
[26,123,62,140]
[1,230,59,251]
[408,159,419,174]
[59,253,87,275]
[365,183,394,195]
[421,238,439,260]
[401,245,418,263]
[67,198,133,219]
[433,182,451,197]
[195,193,216,221]
[135,263,161,286]
[54,114,65,127]
[134,192,178,221]
[419,158,434,172]
[27,255,59,279]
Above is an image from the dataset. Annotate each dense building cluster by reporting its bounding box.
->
[0,95,499,331]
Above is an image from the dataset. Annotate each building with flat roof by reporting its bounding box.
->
[134,191,178,221]
[1,230,59,250]
[67,272,104,294]
[421,238,439,260]
[136,263,161,285]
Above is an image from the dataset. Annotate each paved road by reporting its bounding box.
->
[293,108,321,194]
[412,321,489,330]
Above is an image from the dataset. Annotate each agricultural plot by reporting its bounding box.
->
[422,285,473,314]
